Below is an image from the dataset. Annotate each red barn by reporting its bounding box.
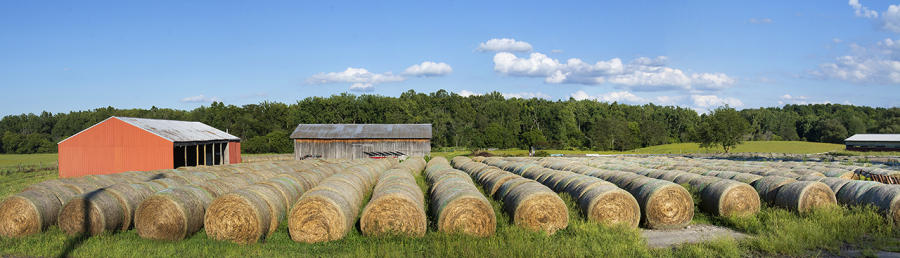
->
[58,116,241,178]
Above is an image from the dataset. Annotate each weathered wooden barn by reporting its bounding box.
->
[845,134,900,151]
[58,116,241,178]
[290,124,431,159]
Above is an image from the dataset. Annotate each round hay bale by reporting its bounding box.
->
[0,189,63,237]
[700,181,760,217]
[729,174,763,185]
[494,177,533,201]
[859,185,900,225]
[774,181,836,213]
[503,182,568,234]
[752,176,797,204]
[823,170,855,179]
[58,189,126,236]
[105,183,156,230]
[657,171,685,182]
[204,189,274,244]
[686,176,720,193]
[259,177,303,210]
[836,181,881,206]
[134,186,214,241]
[797,174,826,182]
[816,177,852,194]
[633,180,693,229]
[245,184,288,236]
[672,173,702,185]
[577,185,640,228]
[360,182,426,236]
[288,189,353,243]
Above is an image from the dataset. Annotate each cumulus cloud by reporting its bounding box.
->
[403,61,453,77]
[810,39,900,84]
[308,61,450,91]
[492,52,734,91]
[181,94,221,103]
[850,0,879,19]
[477,38,533,52]
[691,94,743,108]
[749,18,773,24]
[502,92,552,99]
[570,90,683,105]
[458,90,481,97]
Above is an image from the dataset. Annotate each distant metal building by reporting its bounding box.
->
[290,124,432,159]
[844,134,900,151]
[58,116,241,178]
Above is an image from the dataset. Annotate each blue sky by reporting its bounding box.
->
[1,0,899,116]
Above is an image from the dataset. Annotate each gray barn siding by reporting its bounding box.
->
[294,140,431,160]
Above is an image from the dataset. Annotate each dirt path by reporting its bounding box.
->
[642,224,748,248]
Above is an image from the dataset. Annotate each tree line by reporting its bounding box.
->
[1,89,897,154]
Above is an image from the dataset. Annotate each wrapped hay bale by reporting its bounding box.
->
[288,161,388,243]
[859,185,900,225]
[577,184,640,227]
[360,168,426,237]
[502,181,568,234]
[700,180,760,217]
[774,181,836,213]
[204,188,274,244]
[836,181,882,206]
[816,177,852,194]
[630,180,693,229]
[105,183,157,230]
[426,158,496,237]
[58,189,126,236]
[134,186,214,241]
[752,176,797,204]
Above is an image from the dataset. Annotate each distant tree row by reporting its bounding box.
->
[0,89,897,154]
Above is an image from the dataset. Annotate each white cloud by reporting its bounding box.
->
[551,49,564,54]
[477,38,533,52]
[883,4,900,32]
[570,90,684,105]
[458,90,481,97]
[181,94,221,103]
[811,35,900,85]
[492,52,734,91]
[403,61,453,77]
[850,0,879,18]
[749,18,773,24]
[778,94,839,105]
[502,92,551,99]
[691,94,743,108]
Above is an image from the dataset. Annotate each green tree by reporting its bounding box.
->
[698,106,750,153]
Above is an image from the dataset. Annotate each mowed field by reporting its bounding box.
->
[1,142,898,257]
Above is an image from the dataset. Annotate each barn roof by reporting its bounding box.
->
[845,134,900,142]
[59,116,240,144]
[290,124,432,139]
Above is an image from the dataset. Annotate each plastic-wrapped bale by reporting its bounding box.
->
[859,185,900,224]
[360,168,426,237]
[288,161,388,243]
[836,181,882,206]
[134,186,215,241]
[427,159,496,237]
[700,180,760,217]
[0,186,76,237]
[752,176,797,204]
[502,181,568,234]
[816,177,852,194]
[774,181,836,213]
[58,189,126,236]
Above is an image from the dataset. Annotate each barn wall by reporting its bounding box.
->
[228,141,242,164]
[58,118,173,178]
[293,139,430,160]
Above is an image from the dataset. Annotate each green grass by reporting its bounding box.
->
[432,141,847,158]
[827,150,900,157]
[2,153,898,257]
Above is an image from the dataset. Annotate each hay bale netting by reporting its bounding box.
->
[360,168,427,237]
[577,184,641,227]
[774,181,837,213]
[204,187,279,244]
[816,177,852,194]
[700,180,760,217]
[432,160,496,237]
[288,162,386,243]
[104,183,157,230]
[58,189,126,236]
[859,185,900,224]
[836,181,882,206]
[134,186,215,241]
[0,188,68,237]
[502,181,568,234]
[630,180,694,229]
[752,176,798,204]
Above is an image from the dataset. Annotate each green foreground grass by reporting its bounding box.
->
[432,141,847,159]
[1,164,898,257]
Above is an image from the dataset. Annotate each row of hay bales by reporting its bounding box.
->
[585,156,898,223]
[202,160,367,244]
[287,159,394,243]
[424,157,496,237]
[581,157,838,213]
[536,158,694,230]
[472,157,640,228]
[359,157,427,237]
[451,156,569,234]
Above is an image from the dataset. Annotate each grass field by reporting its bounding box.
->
[1,142,898,257]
